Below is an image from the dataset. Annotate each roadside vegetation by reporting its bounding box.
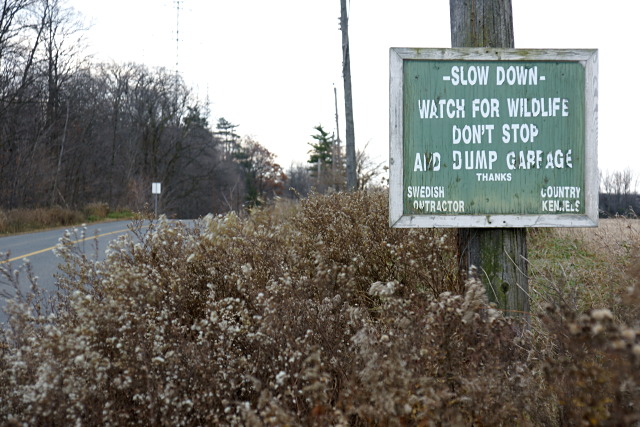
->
[1,191,639,425]
[0,203,135,235]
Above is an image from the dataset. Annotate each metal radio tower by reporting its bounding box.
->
[174,0,181,117]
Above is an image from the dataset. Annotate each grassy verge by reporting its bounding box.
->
[0,203,135,235]
[529,218,640,323]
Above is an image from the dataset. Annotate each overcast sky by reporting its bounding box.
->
[68,0,639,189]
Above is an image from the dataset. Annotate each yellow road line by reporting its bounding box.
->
[1,228,130,265]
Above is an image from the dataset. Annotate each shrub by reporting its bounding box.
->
[0,207,84,234]
[83,202,110,220]
[1,191,639,425]
[0,210,7,233]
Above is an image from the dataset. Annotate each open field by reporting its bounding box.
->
[559,217,640,247]
[529,217,640,320]
[1,192,639,426]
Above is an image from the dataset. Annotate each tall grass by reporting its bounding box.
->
[0,207,85,234]
[1,191,639,425]
[0,204,134,235]
[529,218,640,323]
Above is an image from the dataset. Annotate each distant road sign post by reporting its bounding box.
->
[152,182,161,218]
[389,48,598,228]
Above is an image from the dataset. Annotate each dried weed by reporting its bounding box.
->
[1,192,639,425]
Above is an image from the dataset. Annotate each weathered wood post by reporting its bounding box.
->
[340,0,357,191]
[450,0,529,317]
[388,5,598,323]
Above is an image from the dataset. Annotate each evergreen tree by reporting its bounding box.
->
[215,117,240,159]
[308,125,334,169]
[308,125,344,192]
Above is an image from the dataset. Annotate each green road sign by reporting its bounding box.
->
[389,48,598,228]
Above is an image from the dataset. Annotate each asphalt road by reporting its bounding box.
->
[0,220,139,324]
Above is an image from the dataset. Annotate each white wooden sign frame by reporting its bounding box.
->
[389,47,599,228]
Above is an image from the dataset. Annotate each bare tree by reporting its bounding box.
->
[356,141,384,189]
[599,168,639,216]
[237,136,286,206]
[34,0,87,205]
[0,0,80,208]
[285,164,312,198]
[0,1,281,218]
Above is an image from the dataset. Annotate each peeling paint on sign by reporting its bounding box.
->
[389,48,598,228]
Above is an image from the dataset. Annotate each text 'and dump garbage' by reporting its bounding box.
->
[404,61,585,215]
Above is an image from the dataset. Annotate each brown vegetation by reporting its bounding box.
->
[1,191,639,425]
[0,207,85,235]
[0,204,134,235]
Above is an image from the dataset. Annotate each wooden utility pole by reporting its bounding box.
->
[333,85,342,190]
[450,0,529,317]
[340,0,357,190]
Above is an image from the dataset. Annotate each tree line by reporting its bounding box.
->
[599,169,639,218]
[0,0,300,218]
[11,1,631,220]
[0,0,388,219]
